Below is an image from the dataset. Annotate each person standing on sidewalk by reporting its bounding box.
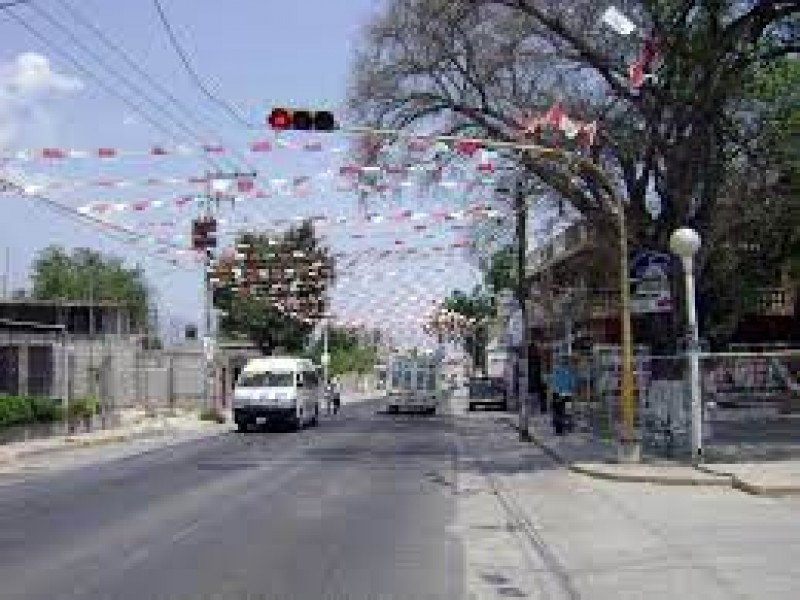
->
[550,357,576,435]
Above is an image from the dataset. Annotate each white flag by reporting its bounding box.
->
[601,6,636,36]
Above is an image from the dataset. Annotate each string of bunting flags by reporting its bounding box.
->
[516,103,598,145]
[12,159,498,198]
[127,202,503,232]
[70,179,494,215]
[0,134,506,164]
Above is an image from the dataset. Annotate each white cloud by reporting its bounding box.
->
[1,52,83,96]
[0,52,83,149]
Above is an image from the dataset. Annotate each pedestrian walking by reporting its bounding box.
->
[550,356,576,435]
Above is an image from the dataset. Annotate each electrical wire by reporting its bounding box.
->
[20,2,233,174]
[55,0,258,174]
[150,0,256,129]
[2,7,227,174]
[2,176,194,268]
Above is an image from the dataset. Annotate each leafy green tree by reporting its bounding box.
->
[31,246,149,328]
[443,287,495,372]
[486,246,515,293]
[217,221,334,355]
[309,326,379,376]
[221,295,314,355]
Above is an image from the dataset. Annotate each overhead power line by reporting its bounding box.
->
[0,175,191,268]
[151,0,256,129]
[2,6,226,173]
[21,2,231,173]
[55,0,258,173]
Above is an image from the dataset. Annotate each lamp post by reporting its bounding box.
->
[669,227,703,463]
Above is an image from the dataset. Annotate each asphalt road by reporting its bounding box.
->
[0,400,463,600]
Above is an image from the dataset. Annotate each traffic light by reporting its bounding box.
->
[191,216,217,250]
[267,108,337,132]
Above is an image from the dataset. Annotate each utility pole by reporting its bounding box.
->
[322,316,330,387]
[195,170,254,414]
[515,177,531,441]
[88,268,96,403]
[203,251,213,412]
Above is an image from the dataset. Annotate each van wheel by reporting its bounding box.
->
[236,422,249,433]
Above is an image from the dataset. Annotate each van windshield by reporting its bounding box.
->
[237,371,295,388]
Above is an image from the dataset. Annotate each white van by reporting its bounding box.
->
[233,357,322,432]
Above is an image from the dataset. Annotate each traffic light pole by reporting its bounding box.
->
[515,178,531,442]
[203,251,213,413]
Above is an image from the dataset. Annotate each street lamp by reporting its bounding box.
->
[669,227,703,463]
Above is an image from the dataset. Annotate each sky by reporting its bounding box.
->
[0,0,492,348]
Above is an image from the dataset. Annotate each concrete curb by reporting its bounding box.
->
[1,423,230,465]
[18,429,168,458]
[568,463,733,487]
[695,464,800,497]
[500,415,753,490]
[496,413,800,495]
[730,478,800,497]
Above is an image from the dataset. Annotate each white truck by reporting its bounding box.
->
[384,352,442,415]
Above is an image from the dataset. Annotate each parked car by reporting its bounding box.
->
[467,376,507,411]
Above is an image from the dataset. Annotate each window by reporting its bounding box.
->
[427,368,437,391]
[237,371,294,388]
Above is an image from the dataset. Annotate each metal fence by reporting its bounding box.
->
[566,347,800,461]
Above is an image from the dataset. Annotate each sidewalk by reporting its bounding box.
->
[498,412,800,497]
[0,408,232,467]
[454,415,800,600]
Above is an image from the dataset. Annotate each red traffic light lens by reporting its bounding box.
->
[268,108,292,130]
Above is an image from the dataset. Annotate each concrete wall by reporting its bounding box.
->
[2,334,261,412]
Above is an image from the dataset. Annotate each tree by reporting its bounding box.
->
[486,246,515,293]
[31,245,150,328]
[349,0,799,345]
[216,221,335,355]
[443,286,495,372]
[309,326,379,376]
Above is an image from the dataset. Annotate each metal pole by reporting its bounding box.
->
[323,317,330,387]
[617,203,637,455]
[89,270,95,401]
[62,327,70,431]
[515,179,531,441]
[203,251,212,412]
[683,256,703,462]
